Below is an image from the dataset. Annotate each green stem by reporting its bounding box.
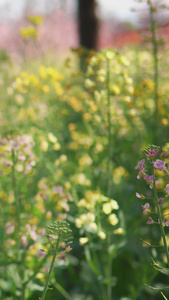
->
[106,234,113,300]
[149,1,159,143]
[41,230,60,300]
[11,148,20,228]
[20,252,27,300]
[161,291,168,300]
[106,58,112,197]
[11,148,24,298]
[106,58,112,300]
[153,169,169,267]
[21,282,26,300]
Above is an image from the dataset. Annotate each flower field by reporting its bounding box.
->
[1,4,169,300]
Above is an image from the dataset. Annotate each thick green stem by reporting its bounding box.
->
[21,283,26,300]
[149,1,159,143]
[153,169,169,268]
[41,230,60,300]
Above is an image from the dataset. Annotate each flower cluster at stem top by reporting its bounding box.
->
[75,190,124,244]
[135,145,169,229]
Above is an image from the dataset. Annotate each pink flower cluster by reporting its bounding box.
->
[135,156,169,182]
[135,146,169,230]
[0,134,36,174]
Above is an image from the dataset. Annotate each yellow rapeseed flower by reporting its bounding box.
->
[119,55,130,66]
[39,66,47,79]
[102,202,112,214]
[75,218,83,228]
[26,15,43,25]
[113,228,124,234]
[48,132,57,144]
[42,85,50,93]
[20,26,37,41]
[98,231,106,240]
[79,237,89,245]
[108,214,119,226]
[40,140,48,152]
[53,143,61,151]
[110,200,119,210]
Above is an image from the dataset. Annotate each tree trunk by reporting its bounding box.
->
[77,0,98,50]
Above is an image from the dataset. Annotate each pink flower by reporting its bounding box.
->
[144,174,153,183]
[21,236,28,247]
[146,217,154,225]
[163,152,168,158]
[66,245,72,252]
[157,198,163,206]
[6,225,15,235]
[53,186,63,195]
[135,159,145,170]
[153,159,167,171]
[137,172,142,179]
[155,180,159,186]
[135,159,145,179]
[136,192,141,198]
[25,224,31,231]
[166,184,169,195]
[35,250,46,259]
[141,203,150,215]
[146,150,158,157]
[10,139,20,150]
[30,230,37,241]
[164,221,169,227]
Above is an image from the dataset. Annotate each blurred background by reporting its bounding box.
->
[2,1,169,300]
[1,0,168,58]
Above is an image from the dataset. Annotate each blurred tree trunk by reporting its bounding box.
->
[77,0,98,50]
